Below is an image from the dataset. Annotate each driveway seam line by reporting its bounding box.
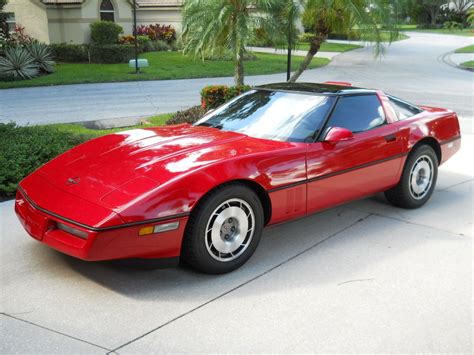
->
[1,312,112,352]
[437,178,473,191]
[349,208,467,236]
[109,214,372,353]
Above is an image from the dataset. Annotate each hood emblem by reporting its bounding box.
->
[66,177,80,185]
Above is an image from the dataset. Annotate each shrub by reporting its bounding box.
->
[443,21,463,30]
[7,25,33,46]
[200,85,228,109]
[0,46,39,80]
[201,84,251,110]
[136,24,176,44]
[90,21,123,44]
[151,40,170,51]
[0,123,94,198]
[89,44,136,63]
[166,105,206,125]
[119,34,150,46]
[26,41,55,73]
[298,32,315,43]
[49,43,89,62]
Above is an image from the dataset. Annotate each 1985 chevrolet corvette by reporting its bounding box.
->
[15,82,461,273]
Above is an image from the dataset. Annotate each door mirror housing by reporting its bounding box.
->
[324,127,354,143]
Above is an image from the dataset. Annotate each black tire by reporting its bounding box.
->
[181,183,264,274]
[385,145,438,209]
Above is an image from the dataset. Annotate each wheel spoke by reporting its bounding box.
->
[204,197,255,263]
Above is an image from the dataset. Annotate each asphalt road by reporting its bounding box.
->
[0,32,472,126]
[1,32,473,353]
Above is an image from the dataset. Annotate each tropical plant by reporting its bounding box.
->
[0,46,39,80]
[182,0,283,85]
[289,0,398,82]
[468,8,474,25]
[26,41,55,73]
[136,24,177,44]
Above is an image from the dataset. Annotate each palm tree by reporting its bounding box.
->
[289,0,398,82]
[182,0,282,85]
[266,0,302,80]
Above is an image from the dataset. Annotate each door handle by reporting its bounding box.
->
[384,133,397,142]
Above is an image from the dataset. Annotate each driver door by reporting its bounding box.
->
[306,94,404,213]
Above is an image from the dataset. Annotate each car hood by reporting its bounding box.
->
[36,124,248,210]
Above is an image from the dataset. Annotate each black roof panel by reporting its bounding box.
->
[254,82,376,95]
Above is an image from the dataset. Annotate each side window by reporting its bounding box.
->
[388,96,422,120]
[327,95,386,133]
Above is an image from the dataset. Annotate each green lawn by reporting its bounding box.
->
[455,45,474,53]
[403,27,474,37]
[460,60,474,68]
[0,51,330,89]
[297,42,362,52]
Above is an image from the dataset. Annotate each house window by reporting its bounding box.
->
[100,0,115,22]
[6,13,16,32]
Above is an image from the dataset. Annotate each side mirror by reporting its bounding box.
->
[324,127,354,143]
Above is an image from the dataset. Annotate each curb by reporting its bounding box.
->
[441,51,474,72]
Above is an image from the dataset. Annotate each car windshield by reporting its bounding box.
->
[194,90,335,142]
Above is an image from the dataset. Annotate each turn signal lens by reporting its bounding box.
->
[138,222,180,236]
[138,226,154,236]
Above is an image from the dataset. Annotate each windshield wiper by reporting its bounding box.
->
[197,122,223,129]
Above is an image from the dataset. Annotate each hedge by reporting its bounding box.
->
[90,21,123,45]
[49,43,138,63]
[0,123,94,198]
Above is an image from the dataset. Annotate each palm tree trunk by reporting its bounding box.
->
[234,47,244,86]
[288,35,325,83]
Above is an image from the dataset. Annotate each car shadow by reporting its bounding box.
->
[52,170,471,301]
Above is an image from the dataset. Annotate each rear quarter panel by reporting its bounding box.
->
[390,107,461,164]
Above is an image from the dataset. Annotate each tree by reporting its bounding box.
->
[182,0,282,85]
[421,0,444,26]
[289,0,398,82]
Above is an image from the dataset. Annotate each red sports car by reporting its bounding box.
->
[15,82,461,274]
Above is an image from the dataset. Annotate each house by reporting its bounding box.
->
[3,0,183,44]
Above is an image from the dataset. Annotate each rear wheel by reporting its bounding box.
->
[181,184,264,274]
[385,145,438,209]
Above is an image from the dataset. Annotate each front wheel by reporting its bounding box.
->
[181,184,264,274]
[385,145,438,209]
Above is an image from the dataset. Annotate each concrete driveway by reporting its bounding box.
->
[0,32,472,126]
[1,134,472,353]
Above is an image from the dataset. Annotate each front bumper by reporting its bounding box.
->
[15,189,188,261]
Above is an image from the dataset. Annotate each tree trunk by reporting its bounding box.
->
[429,7,437,26]
[234,46,244,86]
[288,34,325,83]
